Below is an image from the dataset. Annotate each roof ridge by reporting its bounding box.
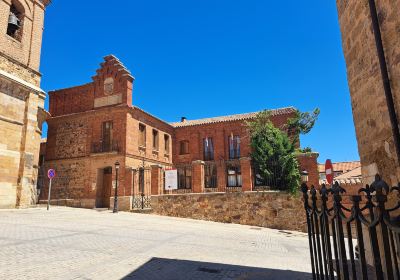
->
[170,107,296,128]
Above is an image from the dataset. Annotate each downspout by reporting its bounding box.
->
[368,0,400,163]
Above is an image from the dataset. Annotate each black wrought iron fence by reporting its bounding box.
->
[131,168,151,210]
[253,161,288,191]
[302,175,400,280]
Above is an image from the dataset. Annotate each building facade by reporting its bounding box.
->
[39,55,319,210]
[0,0,50,208]
[336,0,400,270]
[336,0,400,185]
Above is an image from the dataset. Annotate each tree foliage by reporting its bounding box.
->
[247,111,300,193]
[287,108,320,136]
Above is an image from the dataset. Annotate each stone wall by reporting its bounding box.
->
[0,0,49,208]
[151,191,306,232]
[54,119,88,158]
[336,0,400,185]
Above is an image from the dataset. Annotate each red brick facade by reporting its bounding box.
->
[39,55,319,210]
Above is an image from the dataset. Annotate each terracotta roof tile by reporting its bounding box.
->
[170,107,297,128]
[318,161,361,173]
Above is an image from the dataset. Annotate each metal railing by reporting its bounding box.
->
[91,140,119,154]
[302,174,400,280]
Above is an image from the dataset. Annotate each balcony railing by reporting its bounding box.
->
[91,140,119,154]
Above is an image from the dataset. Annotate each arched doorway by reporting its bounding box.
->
[95,167,112,208]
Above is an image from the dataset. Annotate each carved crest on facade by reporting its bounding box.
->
[103,77,114,95]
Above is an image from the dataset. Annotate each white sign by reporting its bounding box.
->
[165,169,178,190]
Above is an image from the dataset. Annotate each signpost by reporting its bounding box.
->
[165,169,178,191]
[325,159,334,185]
[47,169,56,210]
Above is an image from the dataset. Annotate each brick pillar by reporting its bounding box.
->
[217,161,226,191]
[296,152,319,188]
[151,165,162,195]
[192,160,205,193]
[240,157,253,192]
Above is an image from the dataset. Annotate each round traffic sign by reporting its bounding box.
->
[325,159,334,185]
[47,169,56,179]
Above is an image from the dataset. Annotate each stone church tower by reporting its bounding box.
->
[336,0,400,185]
[0,0,51,208]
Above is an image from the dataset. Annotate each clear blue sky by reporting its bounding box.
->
[39,0,359,163]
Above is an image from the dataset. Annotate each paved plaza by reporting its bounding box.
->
[0,207,312,280]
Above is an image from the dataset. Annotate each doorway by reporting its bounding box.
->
[95,167,112,208]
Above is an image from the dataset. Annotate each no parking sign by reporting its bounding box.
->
[47,168,56,210]
[47,169,56,179]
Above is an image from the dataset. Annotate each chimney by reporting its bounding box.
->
[181,117,187,122]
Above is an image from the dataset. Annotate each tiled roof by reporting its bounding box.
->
[170,107,297,128]
[319,166,362,186]
[334,166,362,180]
[318,161,361,173]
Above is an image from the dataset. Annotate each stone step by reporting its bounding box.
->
[130,208,153,214]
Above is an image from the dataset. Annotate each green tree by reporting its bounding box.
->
[247,111,301,193]
[287,108,320,136]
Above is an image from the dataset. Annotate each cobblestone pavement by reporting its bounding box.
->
[0,207,312,280]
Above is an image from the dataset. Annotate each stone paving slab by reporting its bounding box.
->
[0,207,313,279]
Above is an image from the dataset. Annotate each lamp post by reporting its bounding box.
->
[301,170,309,185]
[113,161,120,213]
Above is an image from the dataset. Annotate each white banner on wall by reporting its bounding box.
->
[165,169,178,190]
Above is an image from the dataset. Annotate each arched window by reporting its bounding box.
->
[7,2,24,41]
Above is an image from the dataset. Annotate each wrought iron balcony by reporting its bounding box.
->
[91,140,119,154]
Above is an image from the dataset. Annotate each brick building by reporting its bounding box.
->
[40,55,318,210]
[0,0,50,208]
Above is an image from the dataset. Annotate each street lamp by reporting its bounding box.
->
[301,170,309,184]
[113,161,120,213]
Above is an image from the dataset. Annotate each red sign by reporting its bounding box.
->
[325,159,334,185]
[47,169,56,179]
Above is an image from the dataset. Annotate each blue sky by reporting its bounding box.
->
[39,0,359,163]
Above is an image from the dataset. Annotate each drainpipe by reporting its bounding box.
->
[368,0,400,163]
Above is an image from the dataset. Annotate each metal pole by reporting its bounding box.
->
[47,178,52,211]
[113,168,119,213]
[368,0,400,163]
[131,169,135,210]
[140,168,145,209]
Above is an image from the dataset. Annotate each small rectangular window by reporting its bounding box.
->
[152,129,159,150]
[164,134,170,154]
[179,141,189,155]
[139,124,146,147]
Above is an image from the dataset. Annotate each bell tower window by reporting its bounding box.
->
[7,3,24,41]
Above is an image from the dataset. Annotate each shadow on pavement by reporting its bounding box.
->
[122,257,312,280]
